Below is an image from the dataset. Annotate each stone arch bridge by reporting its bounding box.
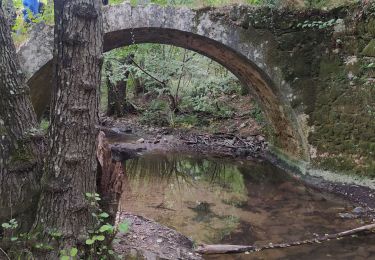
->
[18,2,374,175]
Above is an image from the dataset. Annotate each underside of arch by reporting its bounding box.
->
[28,27,306,158]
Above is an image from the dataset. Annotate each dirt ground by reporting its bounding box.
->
[113,213,203,260]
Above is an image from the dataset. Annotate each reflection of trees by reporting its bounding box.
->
[237,161,291,185]
[124,153,246,194]
[125,153,192,185]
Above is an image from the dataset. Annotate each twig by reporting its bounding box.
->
[235,135,247,146]
[196,223,375,255]
[0,247,11,260]
[130,58,166,87]
[149,203,176,212]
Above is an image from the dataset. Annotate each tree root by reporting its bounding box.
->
[196,223,375,255]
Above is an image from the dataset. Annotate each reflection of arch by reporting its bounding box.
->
[20,3,308,158]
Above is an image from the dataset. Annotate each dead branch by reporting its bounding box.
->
[0,247,10,260]
[196,223,375,255]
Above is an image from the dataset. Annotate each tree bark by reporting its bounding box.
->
[33,0,103,253]
[106,55,132,117]
[96,131,128,222]
[0,4,41,230]
[1,0,16,27]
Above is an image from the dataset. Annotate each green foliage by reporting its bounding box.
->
[60,247,78,260]
[304,0,359,9]
[40,119,50,132]
[250,103,264,124]
[110,0,127,4]
[81,203,129,259]
[103,43,243,127]
[140,100,170,126]
[1,219,18,230]
[1,194,129,259]
[118,222,129,233]
[11,0,54,45]
[174,114,200,127]
[364,62,375,69]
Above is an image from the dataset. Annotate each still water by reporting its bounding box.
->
[112,152,375,259]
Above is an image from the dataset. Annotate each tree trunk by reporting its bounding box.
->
[106,61,115,116]
[167,93,179,114]
[97,131,128,222]
[0,4,41,230]
[133,77,144,97]
[33,0,103,253]
[1,0,16,27]
[106,55,132,117]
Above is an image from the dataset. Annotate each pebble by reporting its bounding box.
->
[338,212,357,219]
[137,138,145,143]
[352,206,365,214]
[111,127,121,134]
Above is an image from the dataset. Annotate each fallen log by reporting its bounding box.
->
[196,223,375,255]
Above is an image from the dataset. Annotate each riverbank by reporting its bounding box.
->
[113,213,202,260]
[96,119,375,259]
[100,116,375,212]
[100,116,267,159]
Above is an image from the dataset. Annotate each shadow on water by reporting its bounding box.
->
[103,151,375,259]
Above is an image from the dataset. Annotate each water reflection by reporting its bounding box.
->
[105,152,375,259]
[125,153,247,193]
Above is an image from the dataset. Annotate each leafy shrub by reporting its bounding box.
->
[174,114,200,127]
[140,100,170,126]
[251,103,265,124]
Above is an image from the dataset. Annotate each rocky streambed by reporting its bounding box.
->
[100,117,268,161]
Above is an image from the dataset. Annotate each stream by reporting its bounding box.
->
[103,142,375,259]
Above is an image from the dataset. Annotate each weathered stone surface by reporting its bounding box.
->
[17,3,375,178]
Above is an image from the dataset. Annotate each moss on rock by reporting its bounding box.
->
[362,39,375,57]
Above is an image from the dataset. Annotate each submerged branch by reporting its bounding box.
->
[196,223,375,255]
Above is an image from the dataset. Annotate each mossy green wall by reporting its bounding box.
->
[229,3,375,177]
